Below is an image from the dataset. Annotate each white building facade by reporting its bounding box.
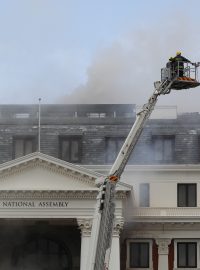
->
[0,152,199,270]
[0,104,200,270]
[112,165,200,270]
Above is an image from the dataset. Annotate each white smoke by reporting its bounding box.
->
[61,13,200,112]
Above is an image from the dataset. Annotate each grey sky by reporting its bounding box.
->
[0,0,200,112]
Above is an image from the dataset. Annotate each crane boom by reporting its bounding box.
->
[109,81,170,178]
[87,78,175,270]
[88,60,200,270]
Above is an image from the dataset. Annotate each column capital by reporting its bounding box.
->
[113,217,124,237]
[156,238,171,255]
[77,218,93,237]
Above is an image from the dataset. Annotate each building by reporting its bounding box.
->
[0,104,200,270]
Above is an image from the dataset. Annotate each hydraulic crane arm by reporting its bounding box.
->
[109,79,173,179]
[87,77,176,270]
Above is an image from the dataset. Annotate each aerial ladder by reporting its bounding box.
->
[87,60,200,270]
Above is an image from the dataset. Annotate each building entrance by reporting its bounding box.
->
[0,219,80,270]
[13,235,72,270]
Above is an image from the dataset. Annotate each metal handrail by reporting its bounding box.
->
[161,61,199,81]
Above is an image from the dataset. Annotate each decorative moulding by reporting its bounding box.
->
[0,190,128,200]
[77,218,93,236]
[0,152,103,184]
[0,159,96,185]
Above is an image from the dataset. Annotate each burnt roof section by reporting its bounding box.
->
[0,104,136,125]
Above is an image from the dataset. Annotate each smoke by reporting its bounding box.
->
[60,13,200,112]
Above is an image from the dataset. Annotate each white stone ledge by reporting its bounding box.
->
[133,207,200,218]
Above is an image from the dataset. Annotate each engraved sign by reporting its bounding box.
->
[0,200,69,208]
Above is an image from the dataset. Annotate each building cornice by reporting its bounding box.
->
[85,164,200,172]
[0,190,97,199]
[0,190,128,200]
[0,152,103,180]
[0,159,97,186]
[0,153,132,192]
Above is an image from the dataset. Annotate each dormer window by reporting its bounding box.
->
[13,136,36,159]
[152,135,175,163]
[105,137,125,164]
[59,136,82,163]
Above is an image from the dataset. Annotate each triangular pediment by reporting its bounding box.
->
[0,152,102,191]
[0,152,132,198]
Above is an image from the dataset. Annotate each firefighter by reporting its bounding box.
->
[167,56,176,78]
[166,57,173,68]
[170,51,191,77]
[166,57,174,79]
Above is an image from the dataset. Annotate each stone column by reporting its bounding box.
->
[109,218,124,270]
[77,218,92,270]
[156,238,171,270]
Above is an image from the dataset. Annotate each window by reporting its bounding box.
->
[177,184,196,207]
[105,137,125,163]
[129,242,149,268]
[153,135,175,163]
[59,136,82,163]
[13,137,36,159]
[177,242,197,268]
[139,183,150,207]
[87,113,106,118]
[14,113,30,119]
